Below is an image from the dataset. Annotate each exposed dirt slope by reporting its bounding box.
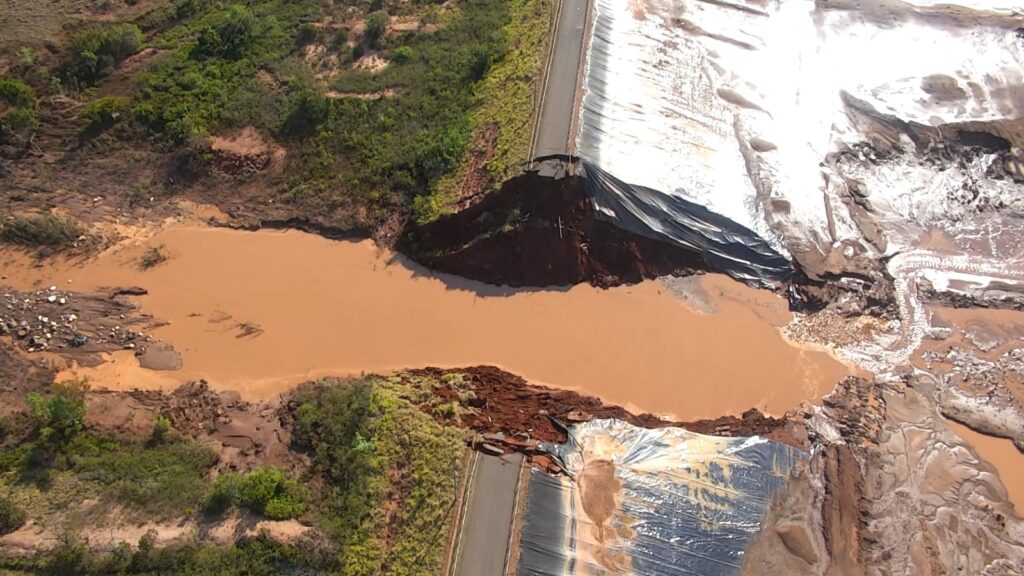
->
[408,366,804,447]
[401,173,706,287]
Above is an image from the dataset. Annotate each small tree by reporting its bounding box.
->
[26,379,90,442]
[364,11,389,50]
[0,497,26,535]
[193,5,258,60]
[67,24,144,84]
[151,414,172,444]
[393,46,414,64]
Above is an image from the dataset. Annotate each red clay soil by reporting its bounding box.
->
[410,366,802,447]
[400,173,705,287]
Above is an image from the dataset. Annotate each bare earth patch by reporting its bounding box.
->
[325,88,400,100]
[354,53,389,71]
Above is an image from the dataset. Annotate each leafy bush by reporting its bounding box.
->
[26,379,89,442]
[0,107,38,140]
[0,497,27,536]
[71,434,217,517]
[0,533,339,575]
[205,471,243,513]
[296,23,318,46]
[364,10,389,49]
[292,378,465,575]
[205,467,306,519]
[82,96,130,130]
[0,77,38,142]
[193,5,260,60]
[392,45,414,64]
[0,215,85,248]
[150,414,172,443]
[0,77,37,109]
[67,23,144,84]
[278,89,328,139]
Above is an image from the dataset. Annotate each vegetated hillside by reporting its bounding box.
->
[0,0,553,237]
[0,344,468,575]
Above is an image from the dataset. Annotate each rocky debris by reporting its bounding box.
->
[918,346,1024,451]
[407,366,806,454]
[858,385,1024,574]
[788,273,896,318]
[921,283,1024,312]
[0,286,181,370]
[118,381,301,473]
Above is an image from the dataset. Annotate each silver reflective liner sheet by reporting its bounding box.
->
[517,419,804,575]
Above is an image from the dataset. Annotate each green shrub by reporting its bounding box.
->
[205,471,243,513]
[151,414,172,443]
[0,107,39,140]
[82,96,130,130]
[278,89,327,139]
[238,467,306,519]
[71,435,218,517]
[392,45,414,63]
[0,215,86,249]
[175,0,213,20]
[67,23,144,84]
[0,497,27,535]
[292,378,465,574]
[193,5,259,60]
[0,77,39,141]
[296,23,318,46]
[331,27,350,50]
[364,10,389,49]
[206,467,305,519]
[0,77,37,109]
[26,379,89,441]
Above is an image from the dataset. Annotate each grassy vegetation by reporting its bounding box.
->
[292,376,467,576]
[0,214,86,249]
[64,23,145,86]
[0,76,39,143]
[428,0,555,219]
[0,497,27,536]
[1,381,218,521]
[205,466,306,520]
[0,366,471,575]
[0,533,339,575]
[2,0,554,230]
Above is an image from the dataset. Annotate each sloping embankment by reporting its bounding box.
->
[401,172,706,287]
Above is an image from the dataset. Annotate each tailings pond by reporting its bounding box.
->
[1,226,853,420]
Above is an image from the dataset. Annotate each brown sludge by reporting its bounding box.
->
[946,419,1023,513]
[0,226,852,420]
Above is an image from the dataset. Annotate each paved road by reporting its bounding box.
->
[453,453,524,576]
[532,0,589,158]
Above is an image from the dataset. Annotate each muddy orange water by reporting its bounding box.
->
[946,420,1023,513]
[0,227,853,419]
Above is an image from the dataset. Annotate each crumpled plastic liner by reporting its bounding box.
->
[517,419,804,575]
[580,160,793,286]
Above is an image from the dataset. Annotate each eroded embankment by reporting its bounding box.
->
[0,225,852,421]
[401,172,707,287]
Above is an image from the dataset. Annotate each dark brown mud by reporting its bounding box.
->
[400,173,706,287]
